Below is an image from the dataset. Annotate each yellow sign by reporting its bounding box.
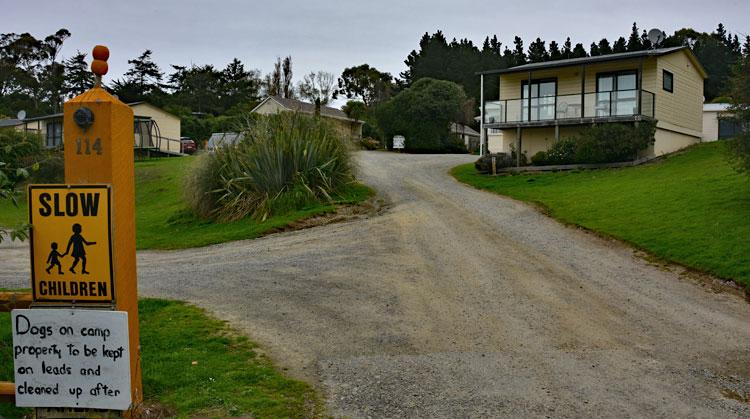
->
[28,185,114,303]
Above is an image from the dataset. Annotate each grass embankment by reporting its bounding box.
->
[0,298,320,418]
[451,142,750,287]
[0,155,374,249]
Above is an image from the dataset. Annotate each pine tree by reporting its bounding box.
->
[743,36,750,57]
[512,36,526,65]
[598,38,613,55]
[489,35,502,55]
[562,37,573,58]
[571,43,588,58]
[63,51,94,97]
[626,22,642,51]
[527,38,549,62]
[123,50,163,96]
[548,41,562,60]
[613,37,627,53]
[714,23,727,43]
[590,42,600,56]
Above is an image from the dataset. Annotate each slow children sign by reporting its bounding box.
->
[28,185,114,303]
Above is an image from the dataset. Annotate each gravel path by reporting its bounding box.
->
[2,151,750,417]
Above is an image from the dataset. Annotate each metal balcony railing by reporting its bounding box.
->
[484,89,655,124]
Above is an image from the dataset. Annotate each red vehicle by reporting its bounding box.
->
[180,137,197,154]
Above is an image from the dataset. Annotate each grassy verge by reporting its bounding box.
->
[0,156,374,249]
[451,142,750,287]
[0,298,320,418]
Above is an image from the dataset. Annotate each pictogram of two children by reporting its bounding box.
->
[46,223,96,275]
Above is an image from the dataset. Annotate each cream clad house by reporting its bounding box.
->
[479,46,707,161]
[9,101,182,155]
[252,96,363,141]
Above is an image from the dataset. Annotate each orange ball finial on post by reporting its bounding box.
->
[91,45,110,86]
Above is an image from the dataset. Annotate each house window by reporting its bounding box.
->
[663,70,674,93]
[596,71,638,116]
[45,120,63,148]
[521,79,556,121]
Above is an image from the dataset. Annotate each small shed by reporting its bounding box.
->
[451,123,480,152]
[702,103,743,141]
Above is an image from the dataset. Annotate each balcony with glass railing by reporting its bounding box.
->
[483,89,655,125]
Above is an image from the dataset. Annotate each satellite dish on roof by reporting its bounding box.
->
[647,28,665,48]
[17,110,26,120]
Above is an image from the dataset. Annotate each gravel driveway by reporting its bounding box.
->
[2,151,749,417]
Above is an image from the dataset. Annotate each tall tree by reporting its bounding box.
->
[264,56,294,98]
[512,36,526,65]
[167,64,222,114]
[597,38,613,55]
[113,49,164,102]
[612,36,627,53]
[626,22,643,51]
[590,42,601,56]
[571,43,588,58]
[63,51,94,97]
[220,58,261,108]
[297,71,336,105]
[548,41,562,60]
[527,38,549,62]
[336,64,393,107]
[562,37,573,58]
[281,56,293,98]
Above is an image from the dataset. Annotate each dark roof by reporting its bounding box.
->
[261,96,361,123]
[0,119,22,127]
[22,112,63,122]
[451,123,480,137]
[478,46,706,76]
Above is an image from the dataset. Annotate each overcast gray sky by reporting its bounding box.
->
[5,0,749,106]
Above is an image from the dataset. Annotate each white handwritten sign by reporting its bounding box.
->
[11,309,131,410]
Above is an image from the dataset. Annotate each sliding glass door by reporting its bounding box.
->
[596,71,638,116]
[521,79,556,121]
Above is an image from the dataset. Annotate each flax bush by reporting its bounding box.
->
[185,112,353,221]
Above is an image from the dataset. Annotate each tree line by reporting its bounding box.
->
[0,29,343,140]
[332,22,750,152]
[1,22,747,145]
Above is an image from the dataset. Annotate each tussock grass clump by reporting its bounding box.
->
[185,112,353,221]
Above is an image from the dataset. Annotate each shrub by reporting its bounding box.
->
[375,78,469,153]
[360,137,380,150]
[545,138,578,164]
[530,151,548,166]
[728,133,750,173]
[444,133,469,154]
[29,151,64,183]
[572,121,655,164]
[0,128,61,183]
[474,153,516,173]
[185,112,353,221]
[528,122,656,166]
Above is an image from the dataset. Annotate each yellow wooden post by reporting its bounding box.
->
[62,46,143,414]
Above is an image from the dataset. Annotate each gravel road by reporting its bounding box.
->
[2,151,750,418]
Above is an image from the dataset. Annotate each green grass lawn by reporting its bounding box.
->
[0,298,321,418]
[451,142,750,287]
[0,156,374,250]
